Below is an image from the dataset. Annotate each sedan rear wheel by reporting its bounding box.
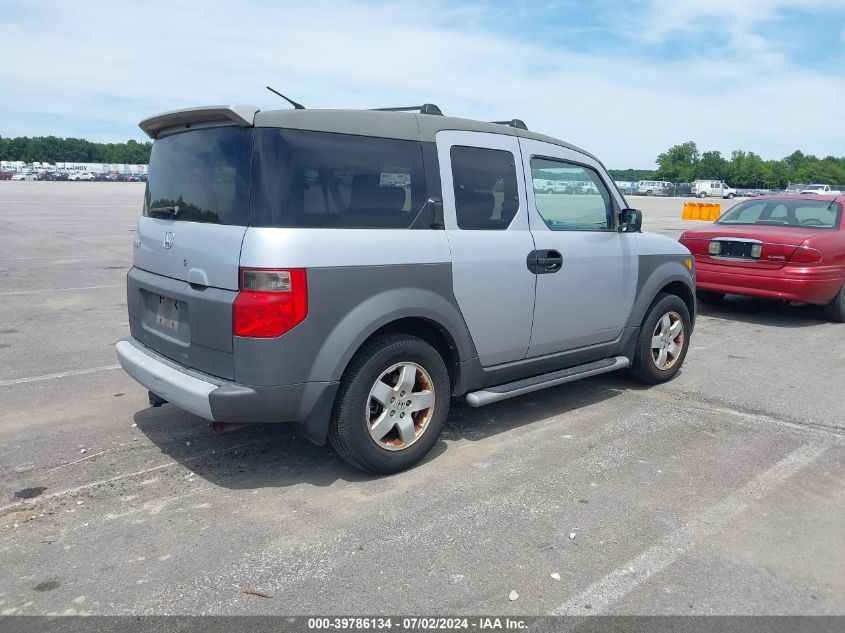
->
[824,283,845,323]
[696,290,725,304]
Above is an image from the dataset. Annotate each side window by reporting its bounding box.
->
[450,146,519,230]
[252,129,427,229]
[530,158,613,231]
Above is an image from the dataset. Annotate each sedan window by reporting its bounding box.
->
[718,199,841,229]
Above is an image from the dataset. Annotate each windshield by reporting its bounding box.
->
[804,185,825,191]
[717,199,842,229]
[144,126,252,225]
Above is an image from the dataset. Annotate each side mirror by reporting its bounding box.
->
[620,208,642,233]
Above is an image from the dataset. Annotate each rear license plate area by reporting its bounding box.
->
[140,289,190,344]
[719,241,756,259]
[156,296,181,331]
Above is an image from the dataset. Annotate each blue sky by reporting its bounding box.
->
[1,0,844,166]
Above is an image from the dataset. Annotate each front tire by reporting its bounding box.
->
[698,192,707,198]
[328,334,450,474]
[824,283,845,322]
[630,293,692,384]
[726,193,735,199]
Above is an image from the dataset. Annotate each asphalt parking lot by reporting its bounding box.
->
[0,183,843,616]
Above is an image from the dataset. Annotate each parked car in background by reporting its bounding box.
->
[693,180,736,199]
[801,184,842,195]
[53,172,69,181]
[679,195,845,321]
[0,171,12,180]
[69,172,95,181]
[668,182,693,197]
[614,181,637,195]
[11,172,36,181]
[636,180,672,196]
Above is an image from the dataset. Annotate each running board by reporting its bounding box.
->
[464,356,630,407]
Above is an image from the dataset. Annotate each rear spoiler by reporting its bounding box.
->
[139,105,260,139]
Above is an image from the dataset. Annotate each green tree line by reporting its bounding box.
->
[610,141,845,188]
[0,135,152,164]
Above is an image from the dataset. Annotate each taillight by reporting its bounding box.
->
[233,268,307,338]
[787,247,823,265]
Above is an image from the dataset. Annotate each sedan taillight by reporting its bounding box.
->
[787,247,823,265]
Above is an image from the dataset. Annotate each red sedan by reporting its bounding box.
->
[679,195,845,321]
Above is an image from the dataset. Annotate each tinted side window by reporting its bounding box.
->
[450,146,519,230]
[252,129,427,228]
[530,158,613,231]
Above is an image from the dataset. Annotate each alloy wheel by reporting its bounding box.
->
[366,362,435,451]
[651,311,685,370]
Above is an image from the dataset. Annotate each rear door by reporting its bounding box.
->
[436,130,536,366]
[129,125,253,379]
[134,126,252,290]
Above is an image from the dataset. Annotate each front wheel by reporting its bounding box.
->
[328,334,450,474]
[726,193,735,199]
[698,192,707,198]
[824,283,845,322]
[630,293,692,384]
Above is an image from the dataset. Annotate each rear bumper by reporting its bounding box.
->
[116,337,338,430]
[696,262,843,305]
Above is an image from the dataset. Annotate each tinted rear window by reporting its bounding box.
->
[252,129,428,228]
[718,199,842,229]
[144,126,252,225]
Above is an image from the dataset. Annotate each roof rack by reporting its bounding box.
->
[491,119,528,130]
[371,104,443,116]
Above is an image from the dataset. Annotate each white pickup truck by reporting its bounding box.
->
[800,184,842,195]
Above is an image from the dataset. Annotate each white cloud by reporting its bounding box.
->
[1,0,844,166]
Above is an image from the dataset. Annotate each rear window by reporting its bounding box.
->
[251,129,428,228]
[144,126,252,225]
[718,199,842,229]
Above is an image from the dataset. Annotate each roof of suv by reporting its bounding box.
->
[140,104,602,165]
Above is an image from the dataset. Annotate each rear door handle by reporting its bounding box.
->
[526,249,563,274]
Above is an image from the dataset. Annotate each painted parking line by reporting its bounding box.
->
[550,442,830,615]
[0,364,121,388]
[0,284,123,296]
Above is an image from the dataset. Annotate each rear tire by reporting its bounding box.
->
[630,293,691,384]
[696,290,725,304]
[698,192,707,198]
[328,334,450,474]
[823,283,845,323]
